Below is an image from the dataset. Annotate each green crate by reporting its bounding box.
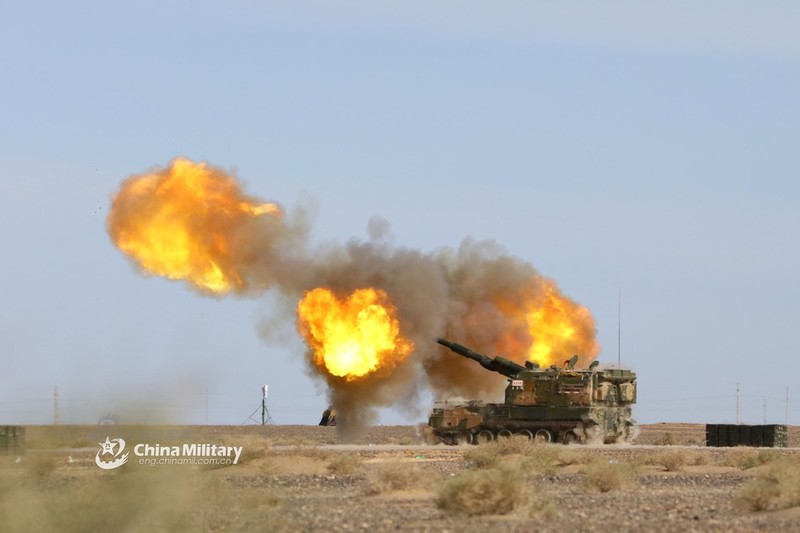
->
[738,425,752,446]
[749,425,764,447]
[763,425,787,448]
[705,424,719,447]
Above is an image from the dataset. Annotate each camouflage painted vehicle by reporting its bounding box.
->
[428,338,637,445]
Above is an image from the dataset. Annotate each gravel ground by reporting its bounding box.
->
[8,423,800,532]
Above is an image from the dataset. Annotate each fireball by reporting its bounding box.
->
[107,158,281,294]
[497,278,599,368]
[297,288,413,380]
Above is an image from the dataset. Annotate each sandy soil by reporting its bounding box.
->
[3,423,800,532]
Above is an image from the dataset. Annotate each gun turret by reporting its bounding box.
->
[437,338,526,378]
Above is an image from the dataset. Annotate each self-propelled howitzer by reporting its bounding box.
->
[428,338,637,445]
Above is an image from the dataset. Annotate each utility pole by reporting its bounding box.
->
[205,389,209,425]
[53,386,61,425]
[786,388,789,426]
[736,383,740,424]
[763,398,767,424]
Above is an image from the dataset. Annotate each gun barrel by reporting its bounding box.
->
[436,338,526,378]
[436,338,492,366]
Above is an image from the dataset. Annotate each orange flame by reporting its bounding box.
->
[497,278,599,368]
[297,288,414,381]
[107,158,281,294]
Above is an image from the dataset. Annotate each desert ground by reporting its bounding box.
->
[2,423,800,532]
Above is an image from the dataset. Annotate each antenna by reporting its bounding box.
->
[241,385,274,425]
[617,287,622,368]
[261,385,273,425]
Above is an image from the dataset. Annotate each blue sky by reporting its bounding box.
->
[1,2,798,426]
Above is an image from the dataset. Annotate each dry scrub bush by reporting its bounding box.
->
[721,448,780,470]
[216,434,269,466]
[70,438,94,448]
[520,447,562,476]
[555,449,593,466]
[25,454,57,478]
[363,462,429,495]
[466,439,562,475]
[3,470,198,531]
[641,448,709,471]
[581,460,636,492]
[198,476,286,529]
[465,446,501,469]
[387,436,416,445]
[437,467,544,516]
[654,432,678,446]
[647,449,688,472]
[327,455,362,475]
[271,437,315,446]
[684,449,711,466]
[2,454,296,532]
[291,446,332,461]
[236,446,267,466]
[23,435,61,450]
[256,457,279,475]
[736,457,800,511]
[469,435,540,457]
[493,435,539,455]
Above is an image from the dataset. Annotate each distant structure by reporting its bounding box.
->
[319,406,337,426]
[241,385,274,425]
[53,386,60,425]
[262,385,273,425]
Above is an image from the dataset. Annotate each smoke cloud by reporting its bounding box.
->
[108,158,599,437]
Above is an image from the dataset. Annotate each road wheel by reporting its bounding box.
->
[476,429,494,444]
[534,429,552,444]
[455,432,473,445]
[497,429,513,440]
[517,429,534,441]
[561,431,579,445]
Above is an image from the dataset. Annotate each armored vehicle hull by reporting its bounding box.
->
[429,402,635,444]
[429,339,637,445]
